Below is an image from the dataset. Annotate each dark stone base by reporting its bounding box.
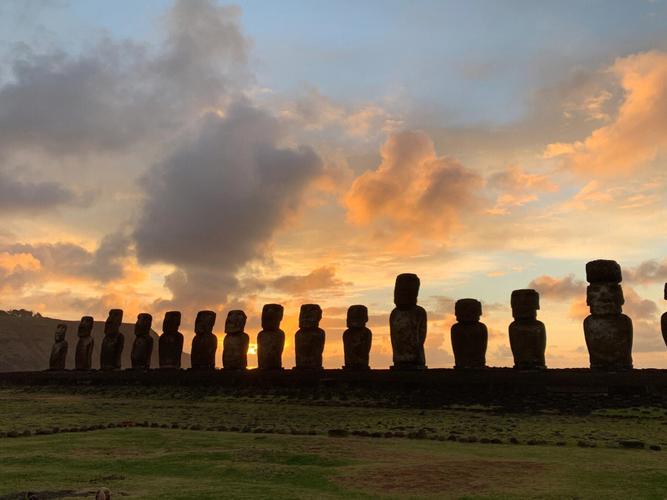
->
[343,365,371,370]
[513,364,547,370]
[390,364,427,370]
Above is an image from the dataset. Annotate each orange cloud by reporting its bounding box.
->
[545,50,667,175]
[0,252,41,272]
[344,131,482,242]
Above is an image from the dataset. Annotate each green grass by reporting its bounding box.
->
[2,429,667,499]
[1,387,667,498]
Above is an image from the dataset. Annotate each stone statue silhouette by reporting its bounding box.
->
[257,304,285,370]
[662,283,667,348]
[100,309,124,370]
[48,324,68,370]
[131,313,153,370]
[583,260,633,370]
[343,305,372,370]
[451,298,487,369]
[191,310,217,370]
[390,274,427,369]
[509,289,546,369]
[75,316,94,370]
[223,310,249,370]
[295,304,325,370]
[159,311,184,369]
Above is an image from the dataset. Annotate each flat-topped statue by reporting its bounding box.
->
[294,304,325,370]
[343,305,372,370]
[48,323,68,370]
[257,304,285,370]
[75,316,94,370]
[509,289,546,369]
[131,313,154,370]
[191,310,217,370]
[159,311,184,369]
[100,309,124,370]
[451,298,488,369]
[223,310,249,370]
[583,259,633,370]
[390,273,427,369]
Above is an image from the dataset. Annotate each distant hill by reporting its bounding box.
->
[0,309,190,372]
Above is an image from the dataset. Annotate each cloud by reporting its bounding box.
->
[3,232,131,284]
[344,130,482,242]
[0,0,248,156]
[271,266,349,295]
[134,102,323,310]
[0,169,82,212]
[625,258,667,285]
[545,50,667,175]
[528,274,586,301]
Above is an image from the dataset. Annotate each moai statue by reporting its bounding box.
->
[662,284,667,348]
[343,305,372,370]
[48,323,68,370]
[294,304,325,370]
[390,273,427,369]
[583,259,633,370]
[100,309,125,370]
[451,299,488,369]
[75,316,95,370]
[257,304,285,370]
[223,310,249,370]
[190,310,218,370]
[159,311,184,369]
[509,289,547,369]
[130,313,154,370]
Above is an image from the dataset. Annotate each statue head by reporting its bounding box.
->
[78,316,94,337]
[394,273,420,309]
[104,309,123,335]
[194,310,216,335]
[455,298,482,323]
[587,283,624,315]
[225,310,247,334]
[163,311,181,334]
[586,259,622,284]
[261,304,284,330]
[511,289,540,320]
[346,305,368,328]
[299,304,322,329]
[54,323,67,342]
[134,313,152,337]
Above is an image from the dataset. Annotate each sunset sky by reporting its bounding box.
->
[0,0,666,368]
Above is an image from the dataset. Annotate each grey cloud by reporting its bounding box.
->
[271,266,349,295]
[625,259,667,285]
[5,232,130,283]
[0,169,80,212]
[134,102,323,309]
[0,0,248,156]
[528,273,586,300]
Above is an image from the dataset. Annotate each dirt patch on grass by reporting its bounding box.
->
[336,458,547,495]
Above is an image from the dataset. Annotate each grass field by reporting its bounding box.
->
[1,387,667,499]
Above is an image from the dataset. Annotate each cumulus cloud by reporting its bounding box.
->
[344,130,482,242]
[528,274,586,301]
[4,232,131,283]
[0,169,82,212]
[625,258,667,285]
[0,0,248,156]
[271,266,349,295]
[487,165,558,215]
[134,102,323,309]
[545,50,667,175]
